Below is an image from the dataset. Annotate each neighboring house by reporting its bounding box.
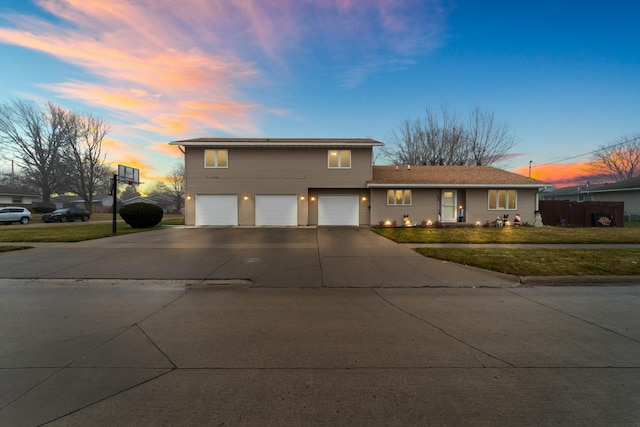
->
[542,177,640,220]
[0,185,38,206]
[170,138,548,227]
[580,176,640,220]
[121,196,160,207]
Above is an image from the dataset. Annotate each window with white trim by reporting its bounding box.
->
[204,149,228,168]
[488,189,517,210]
[328,150,351,168]
[387,189,412,205]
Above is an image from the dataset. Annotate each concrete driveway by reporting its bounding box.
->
[0,227,518,287]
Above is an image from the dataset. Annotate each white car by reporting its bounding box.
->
[0,206,32,224]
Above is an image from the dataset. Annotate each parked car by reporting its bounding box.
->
[42,208,91,223]
[0,206,32,224]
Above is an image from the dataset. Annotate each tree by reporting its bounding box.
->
[388,105,517,166]
[64,113,110,210]
[165,162,185,212]
[119,184,140,201]
[0,99,70,201]
[466,106,518,166]
[590,133,640,181]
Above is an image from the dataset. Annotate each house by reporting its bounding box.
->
[170,138,548,227]
[0,184,38,206]
[542,177,640,221]
[580,176,640,221]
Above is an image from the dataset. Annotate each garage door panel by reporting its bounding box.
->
[256,195,297,226]
[318,195,359,226]
[196,195,238,226]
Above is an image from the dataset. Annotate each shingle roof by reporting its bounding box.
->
[369,165,548,188]
[583,175,640,192]
[0,184,38,197]
[170,138,383,148]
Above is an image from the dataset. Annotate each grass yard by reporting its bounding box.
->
[376,222,640,276]
[374,222,640,244]
[416,248,640,276]
[0,214,184,243]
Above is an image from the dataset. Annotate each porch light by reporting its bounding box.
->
[300,195,305,201]
[187,195,192,201]
[243,195,249,201]
[361,196,367,202]
[310,196,316,202]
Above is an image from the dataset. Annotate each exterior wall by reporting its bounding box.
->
[466,188,539,225]
[0,195,34,205]
[371,187,540,226]
[591,190,640,216]
[184,146,373,226]
[308,188,371,226]
[371,189,440,226]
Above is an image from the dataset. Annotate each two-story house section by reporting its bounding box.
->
[170,138,384,226]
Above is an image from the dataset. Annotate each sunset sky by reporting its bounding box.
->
[0,1,638,190]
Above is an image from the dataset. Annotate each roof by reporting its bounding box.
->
[582,175,640,193]
[368,165,548,188]
[169,137,384,148]
[0,184,38,197]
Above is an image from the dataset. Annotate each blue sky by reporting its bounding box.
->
[0,0,638,189]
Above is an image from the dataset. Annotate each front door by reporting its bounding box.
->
[441,190,457,222]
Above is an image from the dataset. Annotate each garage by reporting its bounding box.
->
[196,195,238,226]
[318,194,359,226]
[256,195,297,226]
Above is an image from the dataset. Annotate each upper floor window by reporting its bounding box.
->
[328,150,351,168]
[205,149,228,168]
[387,189,412,205]
[488,189,517,210]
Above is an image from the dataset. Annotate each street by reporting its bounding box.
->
[1,282,639,426]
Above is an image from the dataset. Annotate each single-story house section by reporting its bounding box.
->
[170,138,548,227]
[0,184,38,206]
[369,165,548,226]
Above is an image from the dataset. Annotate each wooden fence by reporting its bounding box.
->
[538,200,624,227]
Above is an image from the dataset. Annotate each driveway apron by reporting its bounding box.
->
[0,227,518,287]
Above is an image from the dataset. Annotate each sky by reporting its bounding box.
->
[0,0,638,192]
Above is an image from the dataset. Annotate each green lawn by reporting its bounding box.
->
[374,222,640,244]
[0,214,184,243]
[376,223,640,276]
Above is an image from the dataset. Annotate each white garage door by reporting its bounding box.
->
[318,195,359,226]
[256,195,297,226]
[196,195,238,226]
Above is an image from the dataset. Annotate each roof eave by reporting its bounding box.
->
[367,183,549,189]
[169,139,384,148]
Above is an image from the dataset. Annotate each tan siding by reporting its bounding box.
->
[184,146,372,226]
[371,189,440,226]
[593,190,640,215]
[466,188,539,225]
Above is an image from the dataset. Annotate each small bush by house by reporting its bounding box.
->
[119,202,163,228]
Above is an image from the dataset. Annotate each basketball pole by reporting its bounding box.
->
[112,173,118,234]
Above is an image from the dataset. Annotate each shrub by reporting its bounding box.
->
[119,202,163,228]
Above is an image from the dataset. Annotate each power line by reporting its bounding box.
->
[531,134,640,168]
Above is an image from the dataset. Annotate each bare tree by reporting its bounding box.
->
[467,107,518,166]
[590,133,640,181]
[64,113,110,210]
[165,162,185,212]
[388,105,517,166]
[0,100,70,201]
